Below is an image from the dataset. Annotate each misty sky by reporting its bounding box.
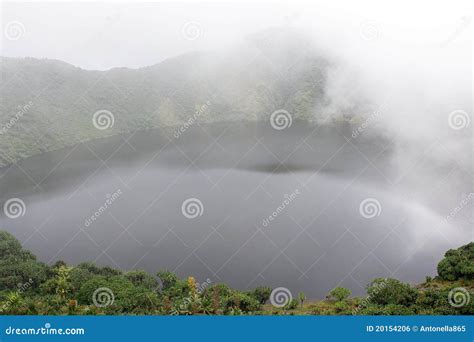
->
[1,0,471,70]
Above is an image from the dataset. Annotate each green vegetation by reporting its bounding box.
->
[437,242,474,281]
[0,29,332,167]
[0,231,472,315]
[328,287,351,302]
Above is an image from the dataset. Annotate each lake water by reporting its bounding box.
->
[0,121,470,298]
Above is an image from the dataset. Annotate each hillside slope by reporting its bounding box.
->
[0,29,334,167]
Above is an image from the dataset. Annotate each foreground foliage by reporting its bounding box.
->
[0,231,472,315]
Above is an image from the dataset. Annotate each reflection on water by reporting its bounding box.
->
[0,121,470,298]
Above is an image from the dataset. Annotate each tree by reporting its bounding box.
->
[437,242,474,280]
[248,287,271,304]
[225,292,261,313]
[298,292,306,307]
[366,278,418,306]
[76,262,122,277]
[40,266,73,299]
[328,287,351,302]
[125,270,160,290]
[0,231,49,290]
[156,270,179,291]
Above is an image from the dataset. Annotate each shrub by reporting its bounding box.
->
[247,287,271,304]
[360,304,416,315]
[366,278,418,306]
[156,270,179,291]
[225,292,261,313]
[437,243,474,281]
[283,298,299,310]
[328,287,351,302]
[298,292,306,307]
[334,301,351,314]
[125,270,160,291]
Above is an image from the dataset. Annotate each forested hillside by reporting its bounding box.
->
[0,29,334,167]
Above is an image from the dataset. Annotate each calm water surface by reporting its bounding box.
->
[0,122,470,298]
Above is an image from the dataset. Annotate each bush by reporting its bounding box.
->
[366,278,418,306]
[334,301,352,314]
[76,262,122,277]
[225,292,261,313]
[156,270,179,291]
[360,304,416,315]
[283,298,299,310]
[247,287,271,304]
[77,275,159,313]
[437,243,474,281]
[69,267,95,292]
[328,287,351,302]
[125,270,160,291]
[0,231,49,291]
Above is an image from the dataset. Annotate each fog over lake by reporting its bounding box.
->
[0,121,470,298]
